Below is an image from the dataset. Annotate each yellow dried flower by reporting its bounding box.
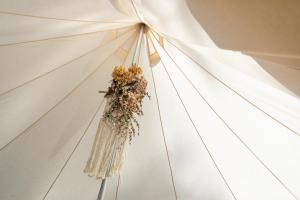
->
[128,64,142,76]
[104,64,149,142]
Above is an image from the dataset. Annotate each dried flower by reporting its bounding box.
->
[103,64,149,142]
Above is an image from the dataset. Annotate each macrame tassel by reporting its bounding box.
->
[84,102,128,180]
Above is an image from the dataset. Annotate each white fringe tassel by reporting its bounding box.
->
[84,103,127,180]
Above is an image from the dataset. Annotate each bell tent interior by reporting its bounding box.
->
[0,0,300,200]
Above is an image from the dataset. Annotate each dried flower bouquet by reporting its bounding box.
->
[84,64,149,179]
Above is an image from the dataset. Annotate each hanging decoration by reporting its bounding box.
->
[84,64,149,180]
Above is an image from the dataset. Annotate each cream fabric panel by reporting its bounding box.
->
[156,31,300,98]
[186,0,300,68]
[151,35,299,199]
[134,0,216,48]
[0,13,132,45]
[0,0,137,22]
[169,41,294,95]
[0,28,133,95]
[151,65,235,199]
[163,39,300,136]
[121,33,138,67]
[0,49,125,200]
[110,0,136,16]
[249,58,300,97]
[0,31,133,150]
[116,31,138,62]
[139,0,300,95]
[245,55,300,70]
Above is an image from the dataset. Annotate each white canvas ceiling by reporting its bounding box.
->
[0,0,300,200]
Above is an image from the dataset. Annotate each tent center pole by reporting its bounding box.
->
[97,179,107,200]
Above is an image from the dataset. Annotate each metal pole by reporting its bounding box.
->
[96,142,116,200]
[97,179,107,200]
[96,23,144,200]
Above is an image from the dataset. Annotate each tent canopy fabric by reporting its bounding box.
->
[0,0,300,200]
[186,0,300,65]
